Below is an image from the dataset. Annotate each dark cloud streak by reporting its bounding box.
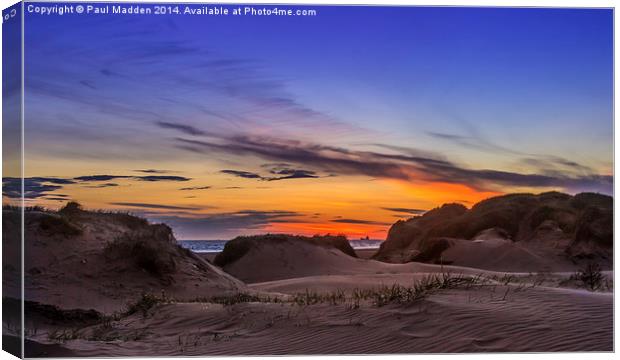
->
[155,121,208,136]
[134,169,173,174]
[381,207,427,215]
[331,218,391,226]
[109,202,202,210]
[221,170,262,179]
[174,134,612,194]
[74,174,190,182]
[148,210,301,239]
[179,186,212,191]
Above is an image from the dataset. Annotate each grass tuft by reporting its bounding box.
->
[571,262,606,291]
[124,293,168,318]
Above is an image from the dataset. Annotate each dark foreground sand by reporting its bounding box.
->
[23,269,613,357]
[21,245,614,356]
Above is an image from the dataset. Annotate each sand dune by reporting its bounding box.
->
[24,283,612,356]
[217,234,369,283]
[375,192,613,270]
[5,203,613,356]
[4,207,244,313]
[417,236,576,272]
[214,233,578,284]
[248,269,615,297]
[216,235,464,283]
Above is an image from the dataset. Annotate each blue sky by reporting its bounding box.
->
[23,5,612,158]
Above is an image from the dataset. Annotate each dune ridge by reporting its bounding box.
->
[374,192,612,270]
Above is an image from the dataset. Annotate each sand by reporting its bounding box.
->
[6,210,245,313]
[23,281,612,356]
[6,209,613,356]
[355,248,378,259]
[199,252,219,263]
[427,237,578,272]
[20,241,614,356]
[198,247,378,263]
[215,237,584,285]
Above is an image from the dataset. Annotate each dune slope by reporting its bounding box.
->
[3,204,244,313]
[215,234,365,283]
[374,192,612,271]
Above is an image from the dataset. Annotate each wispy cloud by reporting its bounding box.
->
[138,175,190,182]
[149,210,301,239]
[46,197,73,201]
[331,218,391,226]
[268,169,319,181]
[155,121,208,136]
[109,202,202,211]
[84,183,119,188]
[220,166,320,181]
[381,207,427,215]
[134,169,174,174]
[24,25,369,168]
[426,130,599,179]
[179,186,211,191]
[2,173,193,200]
[173,134,612,194]
[519,156,596,177]
[74,174,191,182]
[3,177,76,199]
[221,170,263,179]
[426,131,524,156]
[79,80,97,90]
[266,165,319,180]
[74,175,131,182]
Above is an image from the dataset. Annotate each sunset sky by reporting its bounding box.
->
[5,5,613,240]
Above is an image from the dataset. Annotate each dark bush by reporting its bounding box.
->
[573,262,605,291]
[574,207,613,248]
[104,232,176,278]
[108,213,149,230]
[58,201,83,216]
[529,205,555,229]
[571,192,613,210]
[38,215,82,237]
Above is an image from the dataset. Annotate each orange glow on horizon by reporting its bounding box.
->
[264,221,389,240]
[388,180,503,208]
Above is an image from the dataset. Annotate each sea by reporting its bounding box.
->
[178,239,383,253]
